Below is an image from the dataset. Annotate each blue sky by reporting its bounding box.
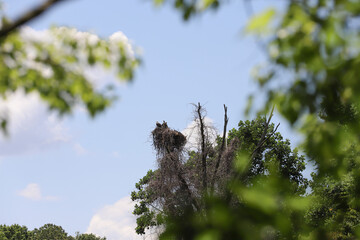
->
[0,0,290,239]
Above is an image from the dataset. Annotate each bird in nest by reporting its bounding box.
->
[156,121,168,128]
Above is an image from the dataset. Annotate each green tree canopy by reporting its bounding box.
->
[73,232,106,240]
[31,224,68,240]
[0,223,106,240]
[0,224,30,240]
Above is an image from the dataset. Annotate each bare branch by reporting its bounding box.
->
[258,122,279,148]
[0,0,66,39]
[149,203,164,214]
[211,104,228,189]
[250,105,277,160]
[196,102,208,190]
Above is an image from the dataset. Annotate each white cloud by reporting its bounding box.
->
[87,196,158,240]
[110,151,120,158]
[83,65,123,91]
[182,117,218,150]
[18,183,41,201]
[17,183,58,201]
[73,143,88,155]
[0,90,70,157]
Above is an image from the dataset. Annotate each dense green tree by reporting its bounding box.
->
[132,105,308,237]
[73,232,106,240]
[226,117,308,194]
[31,224,69,240]
[0,224,106,240]
[0,224,31,240]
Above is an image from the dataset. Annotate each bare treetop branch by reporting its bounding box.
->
[211,104,228,189]
[197,102,208,190]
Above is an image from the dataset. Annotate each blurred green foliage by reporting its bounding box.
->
[307,172,360,239]
[0,18,140,134]
[152,0,220,20]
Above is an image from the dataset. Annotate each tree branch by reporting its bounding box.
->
[211,104,228,189]
[149,203,164,214]
[197,102,208,190]
[250,105,278,160]
[0,0,66,39]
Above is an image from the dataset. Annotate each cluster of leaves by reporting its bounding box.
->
[0,223,105,240]
[151,0,220,20]
[131,169,163,235]
[306,172,360,239]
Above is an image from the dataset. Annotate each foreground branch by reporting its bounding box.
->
[0,0,66,39]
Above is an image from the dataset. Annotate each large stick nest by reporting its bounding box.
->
[152,121,186,155]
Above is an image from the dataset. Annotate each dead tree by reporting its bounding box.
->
[151,121,199,211]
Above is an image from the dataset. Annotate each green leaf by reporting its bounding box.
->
[200,0,215,10]
[245,8,276,35]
